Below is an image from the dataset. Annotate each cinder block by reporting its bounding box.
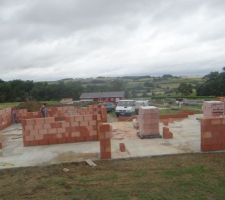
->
[57,128,65,134]
[70,122,79,127]
[74,115,83,122]
[80,121,88,126]
[89,120,97,126]
[44,117,55,124]
[48,128,57,134]
[43,124,51,129]
[56,133,62,138]
[71,132,80,137]
[83,115,93,121]
[39,129,47,135]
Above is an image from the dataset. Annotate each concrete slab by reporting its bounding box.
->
[111,114,201,159]
[0,124,99,169]
[0,114,202,169]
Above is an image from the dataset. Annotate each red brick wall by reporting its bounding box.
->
[22,114,102,146]
[201,117,225,151]
[0,108,12,130]
[17,105,107,122]
[19,105,108,147]
[16,109,41,122]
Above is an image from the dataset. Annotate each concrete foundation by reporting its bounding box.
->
[0,114,202,169]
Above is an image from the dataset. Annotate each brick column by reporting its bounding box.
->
[201,117,225,151]
[98,124,112,159]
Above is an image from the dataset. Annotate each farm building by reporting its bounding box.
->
[80,91,125,103]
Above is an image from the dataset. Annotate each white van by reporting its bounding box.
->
[115,100,135,116]
[135,100,149,114]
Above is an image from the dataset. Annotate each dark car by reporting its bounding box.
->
[103,102,115,112]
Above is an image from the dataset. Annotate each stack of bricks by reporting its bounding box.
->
[201,101,225,152]
[137,106,160,138]
[22,114,100,146]
[0,108,12,130]
[163,127,173,139]
[99,124,112,159]
[202,101,224,118]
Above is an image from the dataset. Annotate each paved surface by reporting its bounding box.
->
[0,114,202,169]
[111,114,201,159]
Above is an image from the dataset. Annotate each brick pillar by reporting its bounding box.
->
[99,124,112,159]
[201,117,225,151]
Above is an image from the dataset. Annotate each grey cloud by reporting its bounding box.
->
[0,0,225,81]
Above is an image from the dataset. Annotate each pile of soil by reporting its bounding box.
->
[16,101,42,112]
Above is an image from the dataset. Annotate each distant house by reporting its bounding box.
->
[60,98,73,105]
[80,91,125,103]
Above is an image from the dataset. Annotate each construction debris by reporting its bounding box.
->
[85,159,97,167]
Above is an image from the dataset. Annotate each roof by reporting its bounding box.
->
[80,91,125,99]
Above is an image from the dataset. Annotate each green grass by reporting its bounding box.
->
[41,100,60,106]
[159,104,202,116]
[0,101,59,110]
[0,102,21,110]
[0,153,225,200]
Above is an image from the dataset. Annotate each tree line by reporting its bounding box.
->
[0,79,126,102]
[196,67,225,96]
[0,68,224,102]
[0,80,83,102]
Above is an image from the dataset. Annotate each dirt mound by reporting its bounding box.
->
[16,101,42,112]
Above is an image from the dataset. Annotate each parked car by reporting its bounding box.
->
[103,102,115,112]
[115,100,136,116]
[135,100,149,114]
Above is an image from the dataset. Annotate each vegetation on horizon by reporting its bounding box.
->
[0,68,224,102]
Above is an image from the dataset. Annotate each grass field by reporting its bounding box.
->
[159,105,202,115]
[0,102,20,109]
[0,153,224,200]
[0,101,59,110]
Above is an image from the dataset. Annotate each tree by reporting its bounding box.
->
[197,69,225,96]
[177,83,193,96]
[110,80,125,91]
[144,81,154,88]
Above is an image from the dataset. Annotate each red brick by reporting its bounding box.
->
[119,143,126,152]
[100,152,111,159]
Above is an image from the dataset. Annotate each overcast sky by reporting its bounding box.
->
[0,0,225,81]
